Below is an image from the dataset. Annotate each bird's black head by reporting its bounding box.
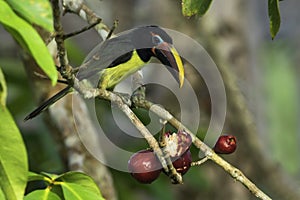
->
[131,25,172,49]
[131,25,184,87]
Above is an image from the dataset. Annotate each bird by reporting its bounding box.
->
[24,25,184,121]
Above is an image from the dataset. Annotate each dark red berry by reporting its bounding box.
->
[213,135,237,154]
[172,150,192,175]
[128,150,162,184]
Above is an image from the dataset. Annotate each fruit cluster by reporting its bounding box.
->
[128,132,237,184]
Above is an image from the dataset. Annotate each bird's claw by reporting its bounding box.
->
[114,92,132,106]
[131,86,146,104]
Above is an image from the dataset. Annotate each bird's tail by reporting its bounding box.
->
[24,86,73,121]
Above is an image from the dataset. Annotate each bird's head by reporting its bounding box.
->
[131,25,184,88]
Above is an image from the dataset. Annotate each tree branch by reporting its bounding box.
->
[70,72,271,198]
[49,0,273,199]
[133,99,272,200]
[72,79,183,184]
[51,0,72,81]
[63,0,110,40]
[61,0,183,183]
[47,1,118,199]
[63,18,102,40]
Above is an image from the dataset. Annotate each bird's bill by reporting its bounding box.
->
[152,42,184,88]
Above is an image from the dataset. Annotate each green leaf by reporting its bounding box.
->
[0,188,5,200]
[41,172,60,180]
[60,182,104,200]
[56,172,102,197]
[268,0,281,39]
[0,67,7,107]
[0,1,57,85]
[28,171,48,182]
[0,107,28,200]
[24,189,61,200]
[27,172,104,200]
[6,0,53,32]
[182,0,213,17]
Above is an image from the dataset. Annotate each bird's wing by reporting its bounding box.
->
[76,33,135,87]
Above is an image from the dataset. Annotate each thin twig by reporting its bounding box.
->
[33,72,68,84]
[51,0,72,82]
[158,120,167,147]
[106,20,119,40]
[191,157,209,166]
[63,18,102,40]
[63,0,109,41]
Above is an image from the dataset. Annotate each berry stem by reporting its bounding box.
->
[191,157,209,167]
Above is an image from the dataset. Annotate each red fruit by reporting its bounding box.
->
[213,135,237,154]
[128,150,162,184]
[172,150,192,175]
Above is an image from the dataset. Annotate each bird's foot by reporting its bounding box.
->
[131,86,146,104]
[114,92,132,106]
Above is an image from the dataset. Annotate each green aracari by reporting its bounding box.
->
[24,25,184,121]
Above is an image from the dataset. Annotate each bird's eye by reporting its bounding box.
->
[152,35,164,45]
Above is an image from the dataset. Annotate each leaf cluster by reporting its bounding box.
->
[25,172,104,200]
[181,0,282,39]
[0,0,57,85]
